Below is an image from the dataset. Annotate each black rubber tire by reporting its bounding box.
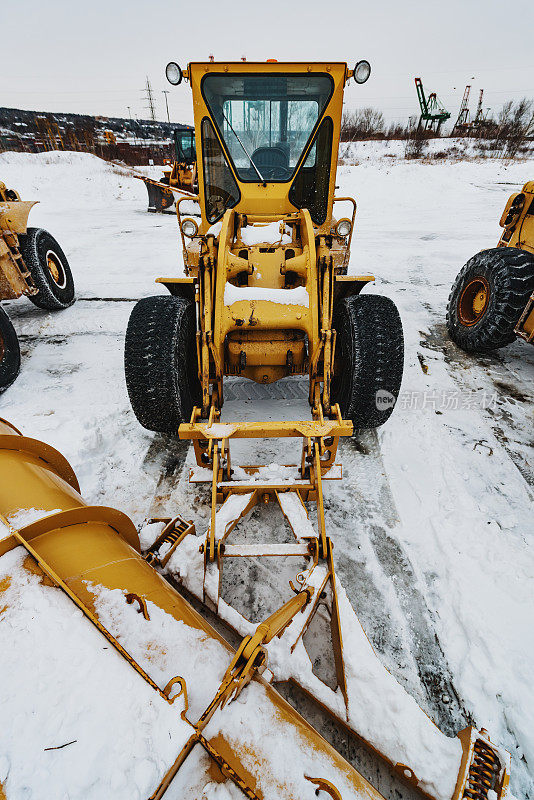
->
[446,247,534,353]
[125,295,201,433]
[18,228,75,310]
[0,307,21,392]
[332,294,404,430]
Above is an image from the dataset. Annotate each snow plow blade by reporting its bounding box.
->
[139,176,176,213]
[0,416,383,799]
[0,417,511,800]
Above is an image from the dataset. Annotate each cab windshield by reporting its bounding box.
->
[201,73,333,182]
[174,129,196,164]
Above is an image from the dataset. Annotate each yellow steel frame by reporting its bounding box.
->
[158,62,372,417]
[497,180,534,345]
[0,183,38,301]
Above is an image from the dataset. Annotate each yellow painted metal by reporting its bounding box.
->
[498,181,534,254]
[515,292,534,342]
[159,61,369,415]
[0,199,37,235]
[179,418,352,440]
[0,419,387,800]
[0,182,38,301]
[187,61,347,234]
[497,180,534,344]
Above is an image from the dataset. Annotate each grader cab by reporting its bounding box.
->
[447,180,534,352]
[0,182,75,390]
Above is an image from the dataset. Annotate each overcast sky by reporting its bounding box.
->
[2,0,533,129]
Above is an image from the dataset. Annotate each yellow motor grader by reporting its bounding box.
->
[0,181,75,390]
[0,60,512,800]
[138,127,198,212]
[447,181,534,352]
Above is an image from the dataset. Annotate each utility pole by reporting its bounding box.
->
[162,90,171,123]
[144,76,157,121]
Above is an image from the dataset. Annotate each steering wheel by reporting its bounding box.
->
[262,165,291,180]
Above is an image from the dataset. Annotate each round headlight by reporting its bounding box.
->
[181,218,198,238]
[166,62,183,86]
[336,218,352,237]
[354,60,371,85]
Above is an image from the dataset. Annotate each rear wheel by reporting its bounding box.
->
[447,247,534,352]
[0,307,21,392]
[124,295,201,433]
[332,294,404,430]
[19,228,75,310]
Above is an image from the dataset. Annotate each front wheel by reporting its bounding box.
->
[332,294,404,430]
[446,247,534,353]
[125,295,201,433]
[19,228,75,310]
[0,307,21,392]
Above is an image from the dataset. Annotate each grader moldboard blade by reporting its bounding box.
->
[0,417,511,800]
[137,176,178,214]
[0,417,384,800]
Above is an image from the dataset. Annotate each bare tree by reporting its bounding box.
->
[341,107,385,141]
[404,116,428,159]
[489,98,534,158]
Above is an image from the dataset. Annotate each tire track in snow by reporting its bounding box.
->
[332,433,472,737]
[420,316,534,487]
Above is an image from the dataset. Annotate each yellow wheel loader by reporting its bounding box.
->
[447,181,534,352]
[138,128,198,212]
[0,181,75,389]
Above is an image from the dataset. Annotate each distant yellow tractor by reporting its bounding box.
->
[447,181,534,352]
[0,182,75,390]
[139,128,198,213]
[125,59,404,434]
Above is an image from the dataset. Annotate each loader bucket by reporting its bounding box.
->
[0,417,388,800]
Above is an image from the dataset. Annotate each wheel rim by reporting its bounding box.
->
[457,277,490,326]
[45,249,67,289]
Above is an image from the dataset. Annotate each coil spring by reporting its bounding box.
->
[463,739,501,800]
[146,520,188,563]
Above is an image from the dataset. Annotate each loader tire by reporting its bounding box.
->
[19,228,75,310]
[446,247,534,353]
[125,295,200,433]
[332,294,404,430]
[0,307,21,392]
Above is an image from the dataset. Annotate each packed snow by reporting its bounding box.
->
[224,282,310,307]
[0,548,192,800]
[0,144,533,799]
[239,221,292,246]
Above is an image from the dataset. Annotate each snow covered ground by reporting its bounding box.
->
[0,145,533,799]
